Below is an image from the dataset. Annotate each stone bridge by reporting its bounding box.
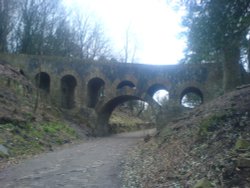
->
[0,54,225,135]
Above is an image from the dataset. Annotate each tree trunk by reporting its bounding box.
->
[223,43,242,92]
[248,39,250,71]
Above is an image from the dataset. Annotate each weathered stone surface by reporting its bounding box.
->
[193,178,213,188]
[0,144,9,156]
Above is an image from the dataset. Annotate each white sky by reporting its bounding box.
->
[64,0,186,65]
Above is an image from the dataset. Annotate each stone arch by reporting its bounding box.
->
[35,72,50,93]
[180,86,203,108]
[146,84,170,105]
[61,75,77,109]
[96,95,143,136]
[87,77,105,108]
[146,84,168,97]
[96,95,159,136]
[112,75,138,91]
[116,80,136,96]
[116,80,136,89]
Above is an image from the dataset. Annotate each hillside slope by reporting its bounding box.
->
[122,86,250,187]
[0,62,82,169]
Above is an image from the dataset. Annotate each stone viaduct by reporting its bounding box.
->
[0,54,225,135]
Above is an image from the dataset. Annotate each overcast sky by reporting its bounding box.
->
[64,0,186,65]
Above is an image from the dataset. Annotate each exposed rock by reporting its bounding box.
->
[0,145,9,156]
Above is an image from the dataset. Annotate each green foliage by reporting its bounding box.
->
[193,178,213,188]
[198,114,225,138]
[109,110,145,133]
[0,121,78,158]
[183,0,250,90]
[235,139,250,150]
[183,0,250,63]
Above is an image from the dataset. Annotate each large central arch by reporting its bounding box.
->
[95,95,160,136]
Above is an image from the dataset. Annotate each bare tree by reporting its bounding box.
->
[71,12,112,60]
[122,26,137,63]
[17,0,62,55]
[0,0,17,52]
[0,0,114,61]
[86,24,112,60]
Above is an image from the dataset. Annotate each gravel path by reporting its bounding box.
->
[0,129,155,188]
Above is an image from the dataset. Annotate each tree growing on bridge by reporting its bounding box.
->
[182,0,250,92]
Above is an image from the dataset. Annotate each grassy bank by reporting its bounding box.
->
[0,121,79,161]
[109,110,153,133]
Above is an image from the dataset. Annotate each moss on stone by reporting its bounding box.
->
[235,139,250,150]
[0,122,78,158]
[193,178,213,188]
[198,114,225,138]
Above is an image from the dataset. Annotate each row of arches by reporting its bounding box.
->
[34,72,139,109]
[35,72,104,109]
[35,72,77,109]
[34,72,204,110]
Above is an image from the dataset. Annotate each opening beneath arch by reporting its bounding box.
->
[116,80,136,95]
[153,90,169,105]
[87,77,105,108]
[99,95,155,135]
[19,69,25,76]
[180,87,203,108]
[147,84,169,105]
[61,75,77,109]
[117,80,136,89]
[35,72,50,93]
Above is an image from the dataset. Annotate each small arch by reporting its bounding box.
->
[35,72,50,93]
[116,80,136,96]
[147,84,167,97]
[87,77,105,108]
[117,80,136,89]
[61,75,77,109]
[147,84,169,105]
[19,69,25,76]
[180,87,203,108]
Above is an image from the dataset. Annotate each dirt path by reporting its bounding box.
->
[0,129,155,188]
